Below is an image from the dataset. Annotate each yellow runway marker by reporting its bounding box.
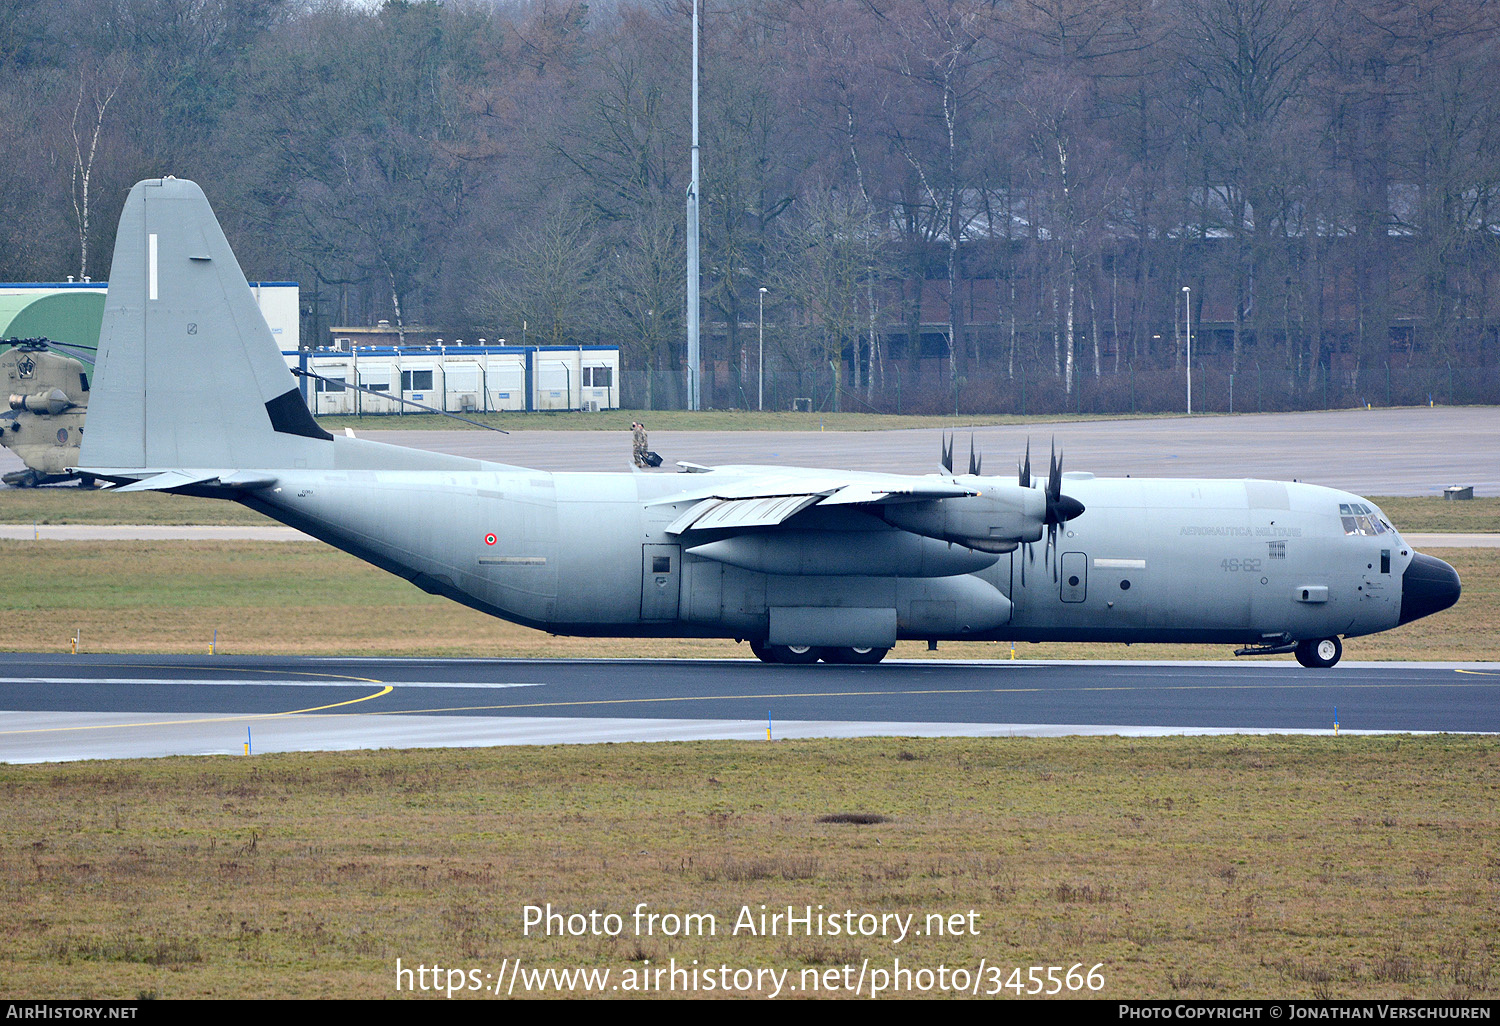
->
[89,662,385,684]
[8,671,1494,735]
[0,685,394,736]
[326,677,1500,718]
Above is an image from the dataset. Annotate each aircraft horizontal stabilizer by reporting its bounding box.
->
[108,470,278,493]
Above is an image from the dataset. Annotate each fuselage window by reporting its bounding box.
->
[1340,502,1388,536]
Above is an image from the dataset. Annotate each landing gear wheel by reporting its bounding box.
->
[749,640,820,664]
[2,468,41,488]
[1295,637,1342,668]
[773,644,821,664]
[819,646,890,665]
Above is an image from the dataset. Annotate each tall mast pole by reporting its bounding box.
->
[686,0,701,410]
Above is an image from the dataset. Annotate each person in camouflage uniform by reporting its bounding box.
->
[632,421,648,467]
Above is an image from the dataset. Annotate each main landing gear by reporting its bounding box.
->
[1294,636,1343,668]
[749,640,890,665]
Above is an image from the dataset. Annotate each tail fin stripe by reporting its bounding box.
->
[265,388,333,440]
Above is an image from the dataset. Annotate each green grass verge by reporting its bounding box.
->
[1371,496,1500,534]
[0,541,1490,661]
[0,489,273,526]
[2,736,1496,998]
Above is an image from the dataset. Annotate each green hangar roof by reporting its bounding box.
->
[0,287,106,362]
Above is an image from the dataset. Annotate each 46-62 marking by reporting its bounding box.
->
[1221,558,1263,573]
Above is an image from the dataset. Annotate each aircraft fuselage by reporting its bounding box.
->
[240,464,1432,652]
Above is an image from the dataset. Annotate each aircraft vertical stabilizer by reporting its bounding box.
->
[79,177,332,476]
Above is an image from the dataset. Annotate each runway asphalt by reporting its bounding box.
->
[2,653,1495,763]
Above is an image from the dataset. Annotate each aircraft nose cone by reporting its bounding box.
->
[1398,551,1461,626]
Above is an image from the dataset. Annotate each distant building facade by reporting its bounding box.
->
[286,343,620,414]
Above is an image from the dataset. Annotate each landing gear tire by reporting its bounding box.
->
[749,640,820,664]
[819,646,890,665]
[2,469,41,488]
[1295,637,1342,668]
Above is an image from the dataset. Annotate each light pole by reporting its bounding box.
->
[685,0,701,411]
[1182,285,1192,415]
[758,287,767,411]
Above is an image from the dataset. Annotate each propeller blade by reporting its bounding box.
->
[941,433,953,474]
[1039,441,1086,525]
[968,436,981,476]
[1019,439,1031,488]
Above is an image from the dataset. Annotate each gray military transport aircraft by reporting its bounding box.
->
[76,179,1460,667]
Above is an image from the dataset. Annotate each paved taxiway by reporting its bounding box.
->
[2,407,1496,495]
[371,407,1498,496]
[2,654,1496,762]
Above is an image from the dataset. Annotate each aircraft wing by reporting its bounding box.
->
[657,465,980,535]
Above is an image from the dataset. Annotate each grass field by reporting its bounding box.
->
[0,541,1490,661]
[2,735,1496,999]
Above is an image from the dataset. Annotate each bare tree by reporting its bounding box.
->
[68,68,123,280]
[771,187,886,411]
[1177,0,1319,375]
[870,0,1005,397]
[482,203,606,348]
[603,201,685,409]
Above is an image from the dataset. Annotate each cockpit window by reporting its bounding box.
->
[1339,502,1388,536]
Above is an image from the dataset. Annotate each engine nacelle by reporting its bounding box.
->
[9,389,71,415]
[687,529,999,577]
[881,482,1047,552]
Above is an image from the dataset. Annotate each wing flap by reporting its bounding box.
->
[666,493,823,534]
[657,466,983,535]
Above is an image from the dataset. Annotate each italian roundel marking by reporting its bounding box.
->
[484,533,497,546]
